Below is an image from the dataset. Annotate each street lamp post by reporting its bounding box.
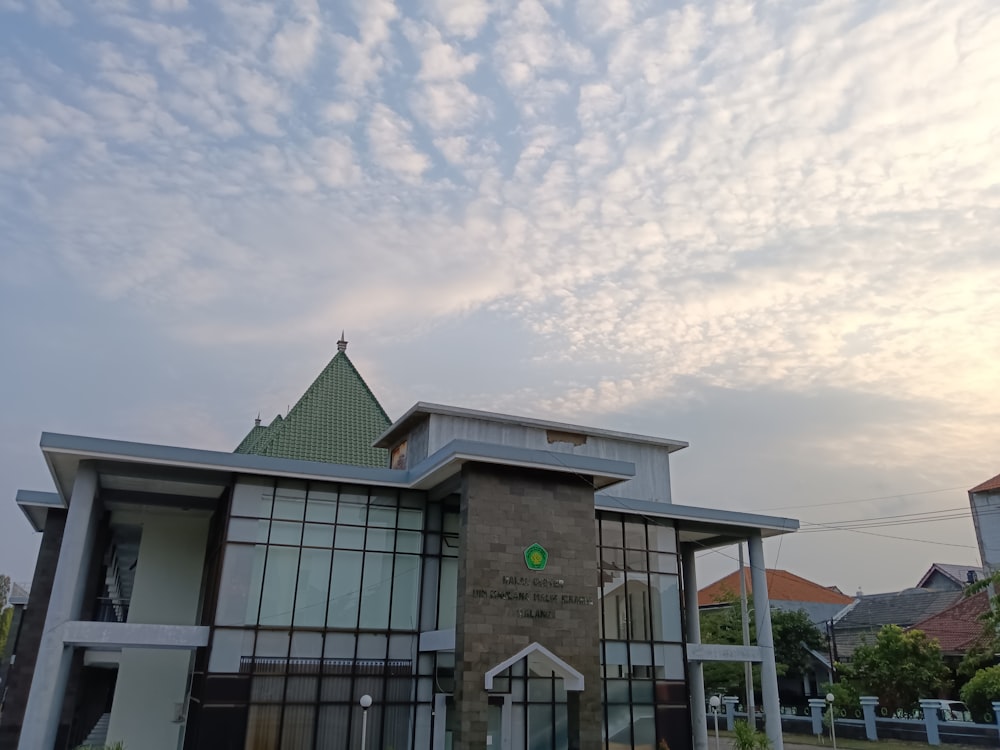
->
[360,694,373,750]
[826,692,837,750]
[709,695,721,750]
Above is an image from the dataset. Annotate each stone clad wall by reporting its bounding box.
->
[454,464,601,750]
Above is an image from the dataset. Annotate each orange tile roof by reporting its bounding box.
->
[698,568,854,607]
[910,590,991,654]
[970,472,1000,493]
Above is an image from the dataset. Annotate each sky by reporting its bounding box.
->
[1,0,999,599]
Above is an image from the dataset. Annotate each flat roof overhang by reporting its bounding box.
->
[595,495,798,547]
[375,401,690,453]
[17,433,637,529]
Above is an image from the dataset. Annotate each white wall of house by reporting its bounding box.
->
[106,510,210,750]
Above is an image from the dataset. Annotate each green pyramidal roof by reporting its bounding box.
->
[235,347,391,468]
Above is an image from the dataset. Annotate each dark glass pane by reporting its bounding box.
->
[280,705,315,749]
[245,705,280,750]
[600,517,624,549]
[623,521,646,550]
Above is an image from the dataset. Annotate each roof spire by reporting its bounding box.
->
[254,412,261,427]
[337,331,348,353]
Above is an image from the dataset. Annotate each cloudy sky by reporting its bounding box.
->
[1,0,999,598]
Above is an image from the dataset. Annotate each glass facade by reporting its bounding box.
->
[192,479,689,750]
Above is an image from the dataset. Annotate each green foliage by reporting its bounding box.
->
[821,681,860,711]
[836,625,950,714]
[0,574,11,657]
[730,720,770,750]
[700,592,827,699]
[959,664,1000,721]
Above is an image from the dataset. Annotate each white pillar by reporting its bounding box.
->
[748,533,783,750]
[682,545,709,750]
[19,463,100,750]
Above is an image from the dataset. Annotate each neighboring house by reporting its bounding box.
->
[831,588,962,661]
[698,568,853,625]
[698,569,852,701]
[915,563,985,591]
[969,472,1000,573]
[909,590,991,660]
[0,338,800,750]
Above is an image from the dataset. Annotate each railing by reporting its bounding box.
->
[93,597,130,623]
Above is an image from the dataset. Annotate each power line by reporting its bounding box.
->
[756,485,969,512]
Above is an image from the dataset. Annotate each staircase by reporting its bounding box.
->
[77,712,111,748]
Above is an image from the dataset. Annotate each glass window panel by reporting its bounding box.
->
[437,557,458,629]
[302,523,334,547]
[284,677,318,703]
[245,545,267,625]
[365,528,395,552]
[245,705,280,749]
[328,550,363,628]
[647,524,677,553]
[441,533,460,558]
[655,681,688,705]
[231,479,273,518]
[228,517,270,544]
[268,521,302,546]
[555,704,569,750]
[442,511,460,535]
[281,705,315,748]
[528,705,553,750]
[335,525,365,550]
[305,487,339,523]
[337,492,368,525]
[272,485,306,520]
[626,549,647,571]
[324,632,356,658]
[602,581,627,640]
[294,548,331,627]
[655,706,692,750]
[528,677,553,702]
[607,704,632,746]
[254,630,289,659]
[600,517,624,549]
[601,547,625,572]
[624,521,647,549]
[320,676,352,702]
[632,704,656,750]
[631,679,654,704]
[604,641,627,666]
[368,506,396,528]
[629,642,653,667]
[208,628,248,673]
[388,634,415,660]
[390,555,422,629]
[357,633,388,659]
[627,577,650,640]
[606,679,630,703]
[649,553,678,574]
[396,530,422,553]
[359,552,393,629]
[215,544,255,626]
[649,574,683,642]
[397,508,423,530]
[260,546,299,626]
[315,706,349,747]
[250,676,285,702]
[653,644,686,680]
[290,631,322,659]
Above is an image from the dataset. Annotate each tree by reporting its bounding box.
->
[837,624,950,714]
[0,574,10,657]
[699,593,827,697]
[960,664,1000,721]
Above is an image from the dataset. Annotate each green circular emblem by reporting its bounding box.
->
[524,543,548,571]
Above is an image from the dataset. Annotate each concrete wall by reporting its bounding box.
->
[106,511,210,750]
[454,464,601,750]
[426,414,674,503]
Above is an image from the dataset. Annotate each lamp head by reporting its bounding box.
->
[360,694,373,709]
[709,695,721,709]
[826,693,835,703]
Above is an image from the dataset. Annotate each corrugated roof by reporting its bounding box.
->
[698,568,854,607]
[836,588,961,630]
[910,590,991,654]
[916,562,984,589]
[235,347,391,468]
[970,472,1000,494]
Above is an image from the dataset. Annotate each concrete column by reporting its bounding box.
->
[748,533,782,750]
[919,699,941,746]
[682,545,709,750]
[808,698,826,737]
[722,696,740,731]
[18,463,100,750]
[859,696,879,741]
[991,701,1000,743]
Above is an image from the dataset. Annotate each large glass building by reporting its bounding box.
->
[0,341,797,750]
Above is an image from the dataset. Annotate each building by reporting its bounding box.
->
[0,582,29,713]
[914,563,984,592]
[1,341,798,750]
[969,472,1000,573]
[698,568,852,626]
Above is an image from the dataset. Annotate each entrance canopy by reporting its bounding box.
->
[484,642,585,692]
